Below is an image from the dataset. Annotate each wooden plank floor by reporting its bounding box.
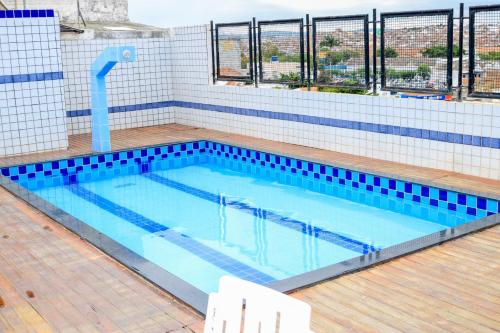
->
[0,187,204,333]
[295,226,500,333]
[0,124,499,332]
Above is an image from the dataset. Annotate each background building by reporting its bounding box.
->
[2,0,128,23]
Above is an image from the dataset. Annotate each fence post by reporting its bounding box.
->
[253,17,258,88]
[380,10,386,91]
[258,22,263,84]
[468,9,475,95]
[306,14,311,91]
[446,9,454,93]
[248,21,254,84]
[300,20,305,86]
[363,15,370,91]
[312,18,317,83]
[210,21,216,85]
[372,8,377,95]
[458,3,464,100]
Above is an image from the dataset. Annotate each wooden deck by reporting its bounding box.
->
[0,124,499,332]
[295,226,500,333]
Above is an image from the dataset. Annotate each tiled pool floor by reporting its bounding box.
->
[0,124,499,332]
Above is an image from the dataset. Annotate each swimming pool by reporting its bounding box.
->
[1,140,498,313]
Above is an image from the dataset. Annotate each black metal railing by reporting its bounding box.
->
[210,2,500,99]
[468,4,500,98]
[380,9,454,93]
[312,15,370,90]
[257,19,305,85]
[214,22,254,82]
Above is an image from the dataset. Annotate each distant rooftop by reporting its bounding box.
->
[62,21,168,39]
[3,0,168,39]
[3,0,128,24]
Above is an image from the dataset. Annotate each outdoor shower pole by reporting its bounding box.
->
[90,46,136,152]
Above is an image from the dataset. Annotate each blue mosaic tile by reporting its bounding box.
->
[477,197,487,210]
[0,9,55,19]
[1,140,499,220]
[202,142,500,218]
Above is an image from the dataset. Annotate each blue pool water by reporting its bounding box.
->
[2,141,496,294]
[10,149,480,293]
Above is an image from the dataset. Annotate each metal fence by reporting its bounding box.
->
[258,19,304,84]
[468,5,500,98]
[210,3,500,99]
[312,15,369,89]
[380,9,453,93]
[215,22,253,82]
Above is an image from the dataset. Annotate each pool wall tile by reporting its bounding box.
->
[2,140,498,220]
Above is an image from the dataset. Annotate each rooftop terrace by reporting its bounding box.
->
[0,2,499,331]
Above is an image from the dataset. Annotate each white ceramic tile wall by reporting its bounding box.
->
[2,19,498,180]
[0,12,68,157]
[61,37,173,134]
[170,25,500,180]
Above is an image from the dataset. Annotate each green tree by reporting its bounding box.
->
[322,50,360,66]
[261,41,301,63]
[398,70,416,80]
[319,35,341,48]
[279,72,304,89]
[479,51,500,60]
[321,68,365,80]
[318,86,368,95]
[417,64,431,80]
[386,69,417,80]
[278,53,302,63]
[279,72,300,82]
[377,47,398,58]
[317,70,332,84]
[422,44,463,58]
[240,53,249,69]
[262,41,280,61]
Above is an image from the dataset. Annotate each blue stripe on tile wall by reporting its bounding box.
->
[66,101,175,117]
[66,100,500,150]
[0,9,55,19]
[0,71,63,85]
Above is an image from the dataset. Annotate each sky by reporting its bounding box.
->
[128,0,498,28]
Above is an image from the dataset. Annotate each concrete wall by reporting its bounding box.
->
[4,0,128,23]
